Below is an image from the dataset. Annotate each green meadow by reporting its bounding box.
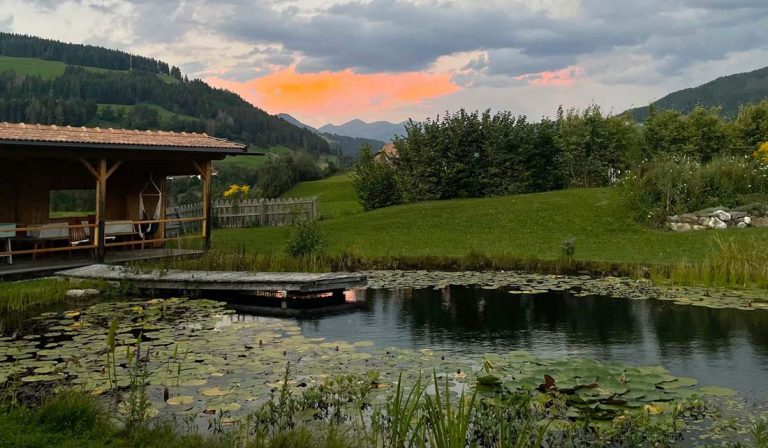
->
[213,174,768,266]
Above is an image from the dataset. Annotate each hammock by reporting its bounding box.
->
[138,174,162,240]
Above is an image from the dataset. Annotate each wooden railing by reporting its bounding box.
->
[167,197,317,229]
[0,217,205,260]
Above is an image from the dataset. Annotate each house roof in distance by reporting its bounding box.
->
[375,142,398,160]
[0,122,248,152]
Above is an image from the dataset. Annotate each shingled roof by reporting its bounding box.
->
[0,122,247,151]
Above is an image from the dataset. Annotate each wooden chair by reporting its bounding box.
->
[68,218,92,257]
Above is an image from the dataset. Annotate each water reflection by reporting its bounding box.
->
[294,286,768,403]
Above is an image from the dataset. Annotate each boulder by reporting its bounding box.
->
[666,215,680,223]
[730,211,748,220]
[65,289,101,298]
[753,217,768,228]
[678,214,701,224]
[691,225,707,231]
[737,222,748,229]
[744,216,752,225]
[704,217,728,230]
[709,210,731,222]
[668,222,692,232]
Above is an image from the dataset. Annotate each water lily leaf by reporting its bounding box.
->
[643,404,664,415]
[699,386,738,397]
[166,395,194,406]
[200,387,231,397]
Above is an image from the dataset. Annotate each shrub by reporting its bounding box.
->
[622,155,768,225]
[286,220,325,257]
[352,144,401,210]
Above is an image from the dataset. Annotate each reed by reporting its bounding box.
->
[652,236,768,289]
[0,278,111,313]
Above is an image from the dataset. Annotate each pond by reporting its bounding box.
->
[1,282,767,440]
[291,287,768,406]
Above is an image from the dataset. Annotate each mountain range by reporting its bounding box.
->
[277,113,389,156]
[318,119,407,142]
[279,114,406,143]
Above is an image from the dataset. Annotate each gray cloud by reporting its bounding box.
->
[9,0,768,85]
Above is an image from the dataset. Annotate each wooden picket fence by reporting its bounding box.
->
[166,197,317,233]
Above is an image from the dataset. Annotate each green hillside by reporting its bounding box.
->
[0,33,329,154]
[626,65,768,121]
[96,103,199,123]
[0,55,65,79]
[214,175,768,264]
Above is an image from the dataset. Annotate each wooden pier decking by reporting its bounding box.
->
[57,264,367,294]
[0,249,204,280]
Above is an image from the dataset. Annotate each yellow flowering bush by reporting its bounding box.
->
[754,142,768,163]
[223,184,251,201]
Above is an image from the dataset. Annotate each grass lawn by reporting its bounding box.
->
[281,172,363,218]
[213,174,768,265]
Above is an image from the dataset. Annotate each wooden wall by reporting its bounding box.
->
[0,157,181,225]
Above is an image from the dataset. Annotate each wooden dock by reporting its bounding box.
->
[0,249,204,281]
[56,264,367,295]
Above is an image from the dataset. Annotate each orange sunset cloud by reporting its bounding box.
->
[515,66,584,87]
[207,67,461,124]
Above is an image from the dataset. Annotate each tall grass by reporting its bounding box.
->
[3,369,764,448]
[652,236,768,289]
[0,278,110,313]
[136,248,642,277]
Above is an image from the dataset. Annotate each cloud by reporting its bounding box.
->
[4,0,768,123]
[207,66,461,126]
[515,66,584,87]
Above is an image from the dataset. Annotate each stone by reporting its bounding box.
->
[710,210,731,222]
[753,217,768,228]
[704,217,728,230]
[737,222,748,229]
[678,214,701,224]
[730,211,748,220]
[666,215,680,223]
[691,225,707,231]
[744,216,752,225]
[65,289,101,298]
[668,222,692,232]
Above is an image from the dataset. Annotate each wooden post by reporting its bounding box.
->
[96,158,107,263]
[202,160,212,251]
[159,176,168,245]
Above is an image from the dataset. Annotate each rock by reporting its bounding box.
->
[678,214,701,224]
[668,223,692,232]
[753,217,768,228]
[737,222,748,229]
[65,289,101,298]
[704,217,728,230]
[709,210,731,222]
[666,215,680,223]
[730,211,747,220]
[744,216,752,225]
[691,225,707,231]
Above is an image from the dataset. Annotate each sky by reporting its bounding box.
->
[2,0,768,127]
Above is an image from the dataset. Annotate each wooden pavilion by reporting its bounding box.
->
[0,123,248,277]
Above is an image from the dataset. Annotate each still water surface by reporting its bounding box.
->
[279,287,768,404]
